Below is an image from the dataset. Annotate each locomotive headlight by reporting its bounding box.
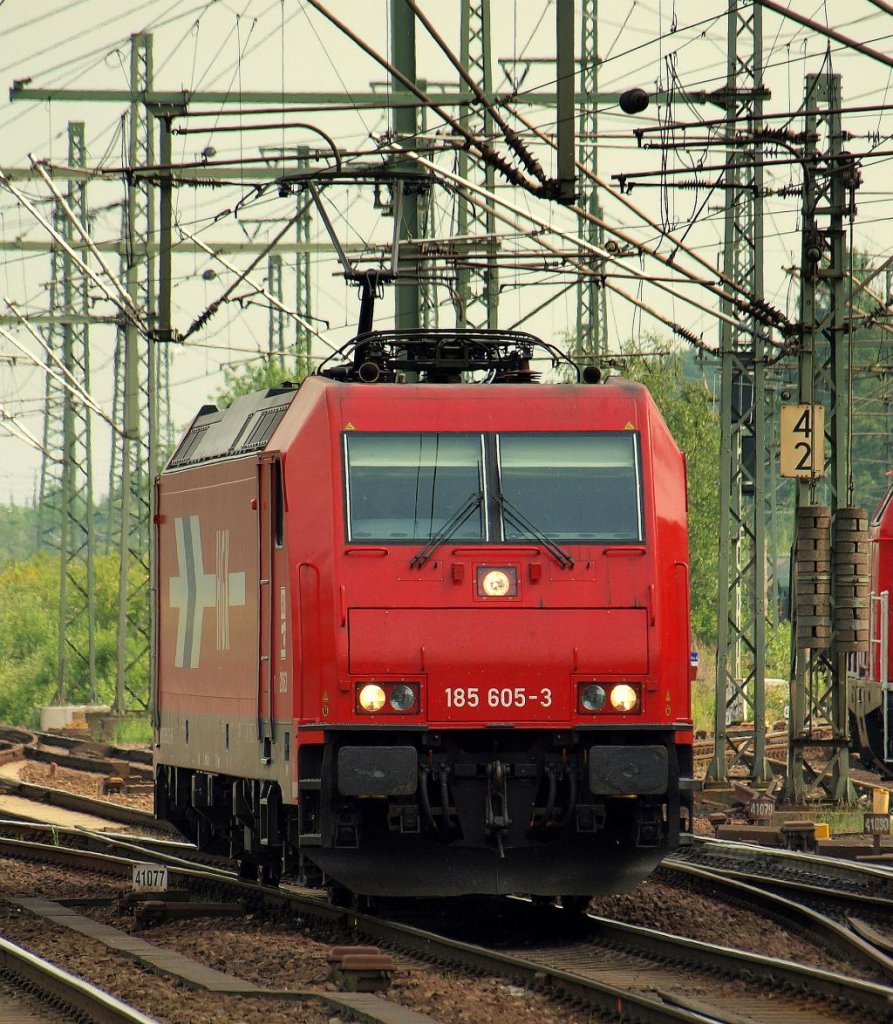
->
[358,683,387,713]
[476,565,518,598]
[482,569,511,596]
[389,683,417,712]
[609,683,639,712]
[579,684,607,712]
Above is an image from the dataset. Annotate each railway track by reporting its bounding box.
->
[0,933,158,1024]
[372,895,893,1023]
[692,727,793,767]
[0,774,169,832]
[0,726,152,773]
[665,835,893,973]
[4,735,893,1021]
[674,834,893,903]
[2,827,891,1023]
[660,859,893,980]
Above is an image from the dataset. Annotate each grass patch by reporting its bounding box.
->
[812,809,869,836]
[691,644,791,734]
[107,714,153,746]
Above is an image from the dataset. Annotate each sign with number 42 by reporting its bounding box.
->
[780,404,825,479]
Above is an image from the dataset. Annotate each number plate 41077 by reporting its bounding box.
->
[132,863,169,892]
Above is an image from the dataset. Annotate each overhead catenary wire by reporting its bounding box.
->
[406,149,742,348]
[754,0,893,72]
[0,8,888,432]
[0,401,62,460]
[0,166,150,337]
[0,320,122,436]
[303,0,551,199]
[401,0,549,187]
[3,299,124,433]
[504,102,775,308]
[424,117,793,341]
[177,217,340,353]
[29,155,149,325]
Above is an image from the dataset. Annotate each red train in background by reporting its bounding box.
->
[851,485,893,773]
[153,329,698,902]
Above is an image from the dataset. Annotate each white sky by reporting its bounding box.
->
[1,1,893,504]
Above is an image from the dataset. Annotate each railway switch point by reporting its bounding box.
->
[133,900,245,930]
[118,889,190,913]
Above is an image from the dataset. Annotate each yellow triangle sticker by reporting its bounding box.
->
[344,422,356,431]
[625,421,635,430]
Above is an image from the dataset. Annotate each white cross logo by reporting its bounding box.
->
[169,515,246,669]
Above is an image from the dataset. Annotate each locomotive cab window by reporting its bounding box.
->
[344,433,486,542]
[497,432,643,542]
[344,431,643,545]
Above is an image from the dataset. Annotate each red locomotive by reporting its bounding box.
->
[153,330,697,901]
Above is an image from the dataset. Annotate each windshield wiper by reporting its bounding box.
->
[497,495,575,569]
[410,491,484,569]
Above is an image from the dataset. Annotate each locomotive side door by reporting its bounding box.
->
[257,453,289,763]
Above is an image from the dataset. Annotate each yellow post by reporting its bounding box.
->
[872,788,891,815]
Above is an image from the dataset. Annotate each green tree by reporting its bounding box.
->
[0,502,40,565]
[0,551,143,726]
[214,357,304,410]
[602,343,721,644]
[0,553,58,724]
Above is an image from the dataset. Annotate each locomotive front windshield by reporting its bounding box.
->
[344,431,642,543]
[498,433,642,542]
[344,433,485,542]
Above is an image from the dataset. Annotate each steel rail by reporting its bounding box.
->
[677,834,893,892]
[664,860,893,980]
[571,909,893,1019]
[692,862,893,912]
[0,817,233,874]
[0,935,159,1024]
[345,909,743,1024]
[30,731,152,764]
[349,900,893,1023]
[22,745,153,780]
[0,775,171,832]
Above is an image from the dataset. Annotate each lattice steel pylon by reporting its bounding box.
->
[269,253,286,374]
[416,98,440,333]
[294,181,314,378]
[38,121,98,705]
[786,72,858,803]
[707,1,770,785]
[292,147,314,378]
[110,33,159,715]
[268,234,312,382]
[456,0,498,329]
[575,0,607,359]
[390,0,421,331]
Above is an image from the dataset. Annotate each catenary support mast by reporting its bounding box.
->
[38,122,98,706]
[457,0,498,329]
[707,2,770,787]
[786,72,858,803]
[576,0,607,359]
